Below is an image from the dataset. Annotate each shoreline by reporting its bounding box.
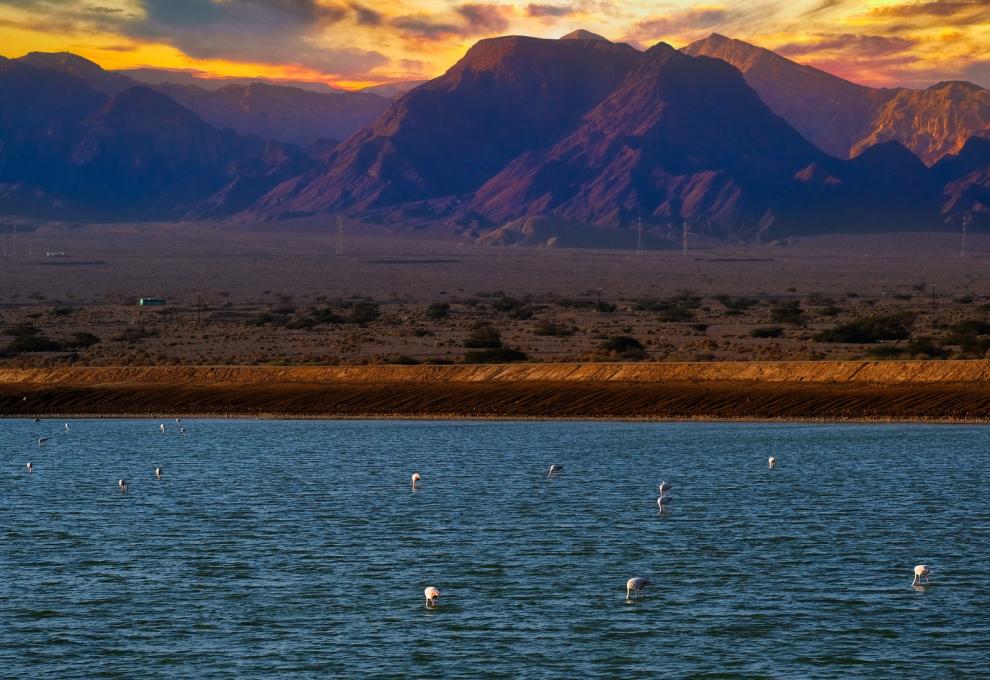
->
[2,360,990,422]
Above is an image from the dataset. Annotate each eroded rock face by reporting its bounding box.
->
[684,33,990,166]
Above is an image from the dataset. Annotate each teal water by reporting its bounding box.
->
[1,420,988,678]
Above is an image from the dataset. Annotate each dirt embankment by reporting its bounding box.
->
[2,361,990,420]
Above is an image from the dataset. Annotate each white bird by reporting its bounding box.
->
[179,427,187,436]
[424,586,441,607]
[37,437,48,447]
[657,494,671,510]
[913,564,932,586]
[118,479,128,493]
[175,417,181,424]
[26,461,33,473]
[768,456,777,469]
[159,424,166,433]
[33,418,39,424]
[626,577,650,599]
[658,480,670,496]
[154,467,163,480]
[547,464,564,478]
[64,422,70,432]
[411,472,422,489]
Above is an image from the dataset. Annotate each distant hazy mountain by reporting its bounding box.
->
[117,67,342,94]
[684,33,990,165]
[15,52,389,148]
[359,81,427,98]
[0,60,312,220]
[155,82,388,149]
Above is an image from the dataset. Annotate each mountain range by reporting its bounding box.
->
[2,34,989,241]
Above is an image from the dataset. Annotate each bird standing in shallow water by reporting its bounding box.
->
[424,586,441,607]
[64,423,70,432]
[626,577,650,599]
[37,437,48,447]
[768,456,777,469]
[159,424,166,433]
[26,462,33,473]
[154,467,163,480]
[411,472,421,490]
[118,479,128,493]
[547,464,564,478]
[913,565,933,585]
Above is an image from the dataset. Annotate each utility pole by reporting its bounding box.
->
[682,221,689,257]
[636,214,642,255]
[196,291,202,325]
[336,216,344,256]
[931,283,936,310]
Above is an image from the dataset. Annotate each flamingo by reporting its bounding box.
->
[159,424,166,433]
[768,456,777,469]
[424,586,441,607]
[175,417,181,424]
[26,461,33,473]
[64,423,70,432]
[37,437,48,447]
[118,479,128,493]
[411,472,422,490]
[657,495,671,511]
[658,480,670,496]
[913,565,932,585]
[547,464,564,478]
[179,427,187,436]
[626,577,650,599]
[154,467,163,480]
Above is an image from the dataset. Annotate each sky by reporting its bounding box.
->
[0,0,988,90]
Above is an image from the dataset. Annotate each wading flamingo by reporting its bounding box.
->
[26,461,32,473]
[548,464,564,478]
[768,457,776,469]
[411,472,422,490]
[626,577,650,599]
[37,437,48,447]
[424,586,441,607]
[154,467,163,480]
[913,565,932,585]
[118,479,128,493]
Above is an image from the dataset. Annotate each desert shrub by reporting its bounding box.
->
[595,301,617,313]
[412,328,433,337]
[464,324,502,349]
[715,295,758,315]
[557,298,596,310]
[426,302,450,320]
[750,326,784,338]
[866,345,905,359]
[66,332,101,348]
[770,300,804,325]
[286,317,317,330]
[463,347,528,363]
[112,326,158,343]
[385,355,421,365]
[954,295,974,304]
[816,313,915,343]
[816,306,842,317]
[490,295,534,319]
[691,323,710,334]
[5,323,63,353]
[534,322,575,337]
[310,307,344,324]
[249,312,289,327]
[905,337,950,359]
[944,319,990,355]
[51,306,76,317]
[598,335,647,360]
[348,302,380,324]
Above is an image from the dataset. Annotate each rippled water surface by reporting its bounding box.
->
[1,420,988,677]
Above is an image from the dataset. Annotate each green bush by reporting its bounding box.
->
[463,347,528,363]
[464,324,502,349]
[348,302,380,324]
[715,295,758,315]
[534,322,575,337]
[770,300,804,325]
[816,313,915,343]
[426,302,450,320]
[66,332,101,348]
[598,335,647,360]
[7,333,63,353]
[750,326,783,338]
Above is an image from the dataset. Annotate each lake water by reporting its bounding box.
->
[1,420,988,678]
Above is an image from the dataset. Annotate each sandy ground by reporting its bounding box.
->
[2,220,990,367]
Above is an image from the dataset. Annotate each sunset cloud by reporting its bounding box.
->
[0,0,986,89]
